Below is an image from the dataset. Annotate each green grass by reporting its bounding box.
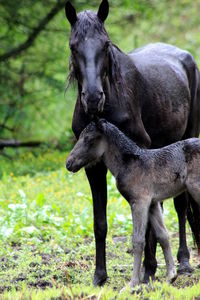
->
[0,150,200,299]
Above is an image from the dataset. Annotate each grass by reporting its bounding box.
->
[0,150,200,299]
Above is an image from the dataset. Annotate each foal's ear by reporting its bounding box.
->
[65,1,77,26]
[97,0,109,22]
[97,119,107,131]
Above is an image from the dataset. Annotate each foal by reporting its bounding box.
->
[66,119,200,286]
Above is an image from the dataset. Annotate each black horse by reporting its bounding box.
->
[65,0,200,286]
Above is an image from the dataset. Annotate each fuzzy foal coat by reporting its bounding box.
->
[66,120,200,286]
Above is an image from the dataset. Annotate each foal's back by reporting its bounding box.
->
[125,138,200,202]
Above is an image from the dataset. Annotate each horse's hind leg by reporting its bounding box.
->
[174,193,193,274]
[185,181,200,255]
[149,203,177,282]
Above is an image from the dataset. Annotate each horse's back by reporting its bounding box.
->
[129,43,200,143]
[129,42,194,71]
[129,43,193,90]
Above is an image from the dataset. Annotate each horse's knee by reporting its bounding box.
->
[94,220,107,240]
[132,236,145,253]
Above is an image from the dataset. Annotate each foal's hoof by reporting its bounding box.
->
[129,279,140,288]
[166,268,177,283]
[93,271,107,286]
[177,261,193,275]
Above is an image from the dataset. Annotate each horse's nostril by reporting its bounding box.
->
[66,160,72,170]
[81,92,85,97]
[98,91,104,100]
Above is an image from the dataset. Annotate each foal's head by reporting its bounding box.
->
[66,121,106,172]
[65,0,110,114]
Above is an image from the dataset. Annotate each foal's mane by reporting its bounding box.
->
[99,120,141,158]
[66,10,128,103]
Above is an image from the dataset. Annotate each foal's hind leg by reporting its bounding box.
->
[174,193,193,274]
[149,203,177,282]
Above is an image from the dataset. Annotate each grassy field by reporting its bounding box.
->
[0,150,200,299]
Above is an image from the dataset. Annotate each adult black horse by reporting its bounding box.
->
[65,0,200,286]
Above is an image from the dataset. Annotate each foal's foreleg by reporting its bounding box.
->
[85,162,108,286]
[130,198,151,287]
[149,203,177,282]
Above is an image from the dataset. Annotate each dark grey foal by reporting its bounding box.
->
[66,119,200,286]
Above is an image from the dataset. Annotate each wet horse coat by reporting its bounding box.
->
[65,0,200,285]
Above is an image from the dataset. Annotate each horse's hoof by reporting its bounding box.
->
[177,261,193,275]
[142,270,156,284]
[93,271,107,286]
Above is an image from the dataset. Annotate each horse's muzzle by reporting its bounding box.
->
[81,92,105,114]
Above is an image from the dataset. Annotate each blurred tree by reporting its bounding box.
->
[0,0,67,148]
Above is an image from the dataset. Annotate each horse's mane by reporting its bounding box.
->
[66,10,129,103]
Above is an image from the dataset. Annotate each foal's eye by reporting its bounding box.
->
[103,41,110,51]
[70,45,78,55]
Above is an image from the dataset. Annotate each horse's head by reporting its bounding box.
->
[66,121,106,172]
[65,0,110,115]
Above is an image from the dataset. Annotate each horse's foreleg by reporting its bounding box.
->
[174,193,193,274]
[85,162,108,286]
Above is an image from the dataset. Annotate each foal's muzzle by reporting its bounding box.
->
[66,158,79,173]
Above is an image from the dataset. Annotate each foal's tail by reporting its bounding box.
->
[182,53,200,253]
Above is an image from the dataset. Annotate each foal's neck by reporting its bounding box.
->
[101,122,142,177]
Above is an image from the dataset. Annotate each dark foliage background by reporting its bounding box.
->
[0,0,200,147]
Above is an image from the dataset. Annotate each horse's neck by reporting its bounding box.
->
[105,45,152,148]
[108,44,148,101]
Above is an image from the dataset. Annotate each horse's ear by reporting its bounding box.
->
[97,0,109,22]
[65,1,77,26]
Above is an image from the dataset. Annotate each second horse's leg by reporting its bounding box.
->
[174,193,193,274]
[85,162,108,286]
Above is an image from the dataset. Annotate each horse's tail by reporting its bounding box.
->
[182,53,200,253]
